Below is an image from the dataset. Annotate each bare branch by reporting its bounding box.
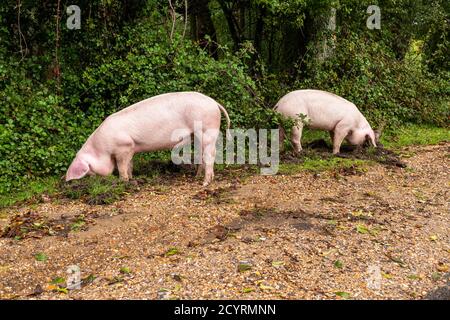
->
[16,0,28,61]
[168,0,176,42]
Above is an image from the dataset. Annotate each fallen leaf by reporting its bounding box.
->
[271,261,285,268]
[328,220,338,226]
[238,261,252,273]
[165,247,179,257]
[120,267,131,274]
[431,272,441,281]
[56,287,68,294]
[356,224,369,234]
[50,277,65,285]
[35,253,47,262]
[385,253,406,266]
[46,284,59,291]
[108,276,123,285]
[436,263,448,272]
[81,274,96,286]
[242,288,254,293]
[351,210,364,217]
[259,283,274,290]
[171,273,183,282]
[335,291,350,299]
[429,235,438,241]
[334,260,343,269]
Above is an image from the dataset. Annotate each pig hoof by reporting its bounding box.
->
[202,180,212,187]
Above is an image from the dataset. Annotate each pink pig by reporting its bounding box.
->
[275,89,380,154]
[66,92,230,186]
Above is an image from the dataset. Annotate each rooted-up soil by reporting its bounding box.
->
[282,139,407,168]
[0,142,448,300]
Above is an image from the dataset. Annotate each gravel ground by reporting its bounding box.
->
[0,143,449,300]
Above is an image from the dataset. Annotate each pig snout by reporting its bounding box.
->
[366,130,378,148]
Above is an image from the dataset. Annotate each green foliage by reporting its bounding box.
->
[0,65,89,193]
[297,32,450,128]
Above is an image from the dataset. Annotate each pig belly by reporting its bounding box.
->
[305,107,347,131]
[131,127,193,153]
[307,116,339,131]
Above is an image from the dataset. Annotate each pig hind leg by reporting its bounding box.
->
[201,130,219,187]
[291,124,303,154]
[194,135,204,177]
[196,163,204,177]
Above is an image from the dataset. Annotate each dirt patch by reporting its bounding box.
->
[0,143,448,300]
[192,183,239,204]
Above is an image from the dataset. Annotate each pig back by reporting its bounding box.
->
[91,92,220,153]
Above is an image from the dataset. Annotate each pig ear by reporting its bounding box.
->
[66,158,90,181]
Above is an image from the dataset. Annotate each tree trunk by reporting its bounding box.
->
[317,7,336,62]
[188,0,218,58]
[254,7,265,54]
[218,0,241,50]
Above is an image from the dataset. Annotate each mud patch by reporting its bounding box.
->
[282,139,406,168]
[192,183,239,204]
[340,143,407,168]
[133,159,195,178]
[60,177,138,205]
[192,207,320,246]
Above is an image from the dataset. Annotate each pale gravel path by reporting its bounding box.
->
[0,143,448,300]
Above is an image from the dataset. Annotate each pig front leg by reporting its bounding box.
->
[115,150,134,181]
[278,126,286,153]
[291,124,303,154]
[332,123,351,154]
[128,159,133,179]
